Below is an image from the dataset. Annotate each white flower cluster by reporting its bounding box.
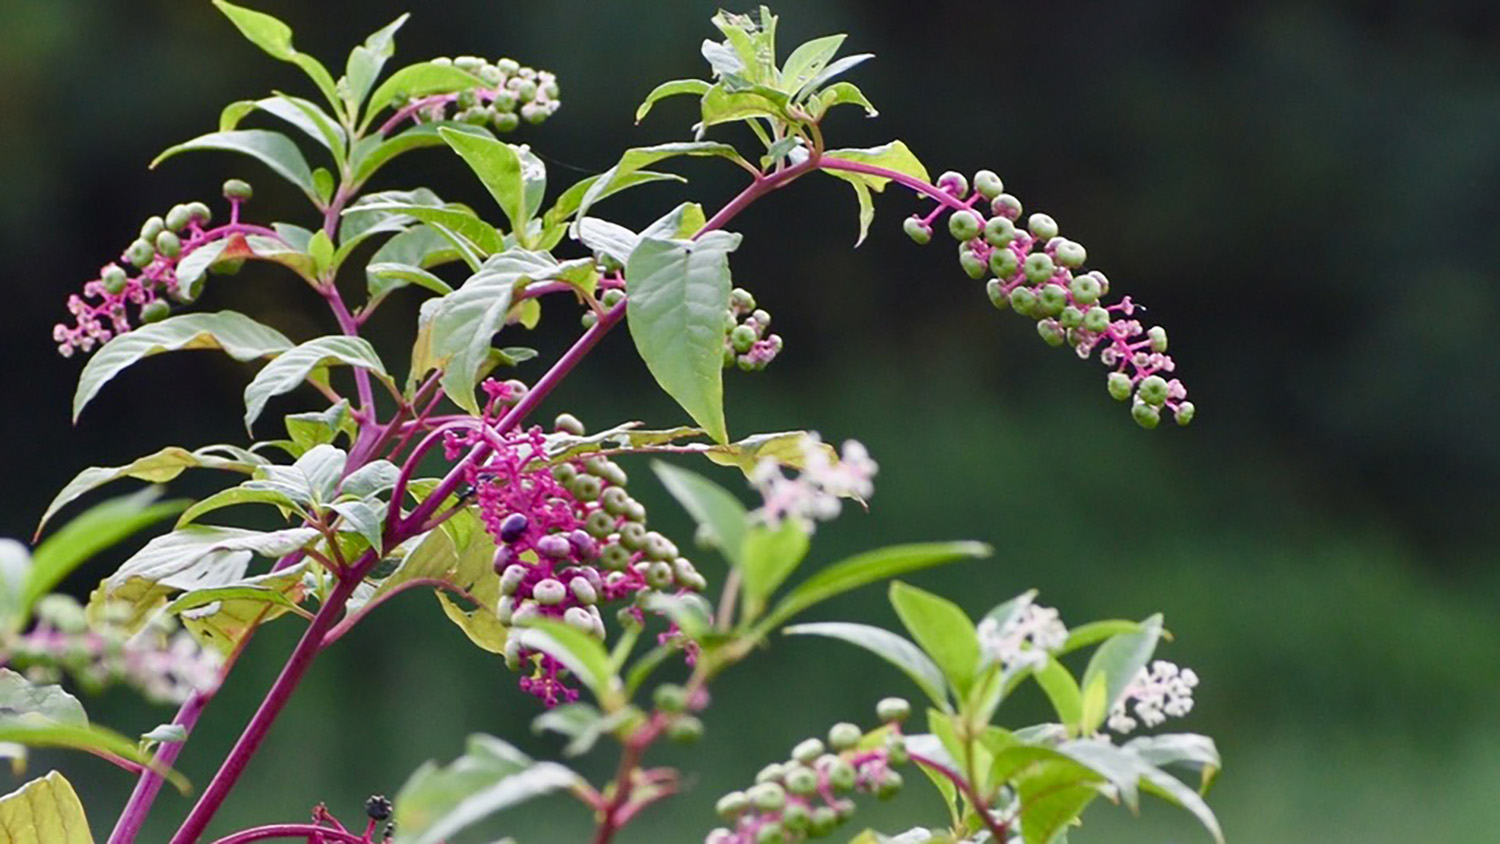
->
[1107,659,1199,734]
[976,597,1068,673]
[750,436,877,530]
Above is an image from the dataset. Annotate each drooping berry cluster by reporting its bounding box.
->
[706,698,911,844]
[389,56,559,134]
[905,169,1193,428]
[723,287,783,372]
[53,180,254,357]
[445,386,706,706]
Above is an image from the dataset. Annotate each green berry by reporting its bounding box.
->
[827,722,862,751]
[808,806,839,836]
[1059,305,1084,329]
[876,697,911,723]
[1028,212,1059,241]
[885,735,909,766]
[781,802,811,832]
[585,510,616,540]
[784,765,819,796]
[601,486,632,517]
[101,265,128,295]
[646,560,675,589]
[1036,283,1069,316]
[125,239,156,268]
[1107,372,1133,401]
[974,169,1004,199]
[990,193,1023,220]
[623,499,647,523]
[792,738,825,764]
[185,202,212,226]
[667,715,703,743]
[989,247,1020,279]
[1069,273,1102,305]
[875,770,903,800]
[748,782,786,812]
[513,78,539,102]
[653,682,688,713]
[1023,253,1057,285]
[553,413,585,435]
[139,216,166,241]
[1054,238,1087,268]
[1175,401,1196,426]
[532,578,567,605]
[601,288,626,308]
[644,531,678,562]
[983,216,1017,247]
[985,279,1009,310]
[1138,374,1169,406]
[825,758,857,792]
[165,204,193,232]
[1009,286,1038,315]
[1083,306,1111,333]
[493,111,521,132]
[755,762,787,784]
[902,216,932,245]
[570,474,602,501]
[1148,326,1168,353]
[947,209,981,241]
[552,462,579,485]
[222,179,253,201]
[1132,401,1161,429]
[1037,319,1066,347]
[730,324,757,353]
[154,230,182,259]
[521,102,549,124]
[755,822,785,844]
[729,288,756,312]
[937,170,969,197]
[715,791,749,819]
[958,248,986,280]
[619,522,647,550]
[580,311,599,329]
[140,299,170,324]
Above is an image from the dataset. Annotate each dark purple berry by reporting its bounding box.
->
[499,513,528,544]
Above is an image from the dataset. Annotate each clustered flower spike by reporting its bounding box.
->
[1106,659,1200,734]
[445,383,707,707]
[706,699,911,844]
[749,436,877,531]
[53,181,252,357]
[976,594,1069,674]
[723,287,783,371]
[391,55,560,134]
[904,169,1194,428]
[7,594,221,704]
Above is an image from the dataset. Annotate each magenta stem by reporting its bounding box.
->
[107,689,211,844]
[909,752,1008,842]
[206,824,365,844]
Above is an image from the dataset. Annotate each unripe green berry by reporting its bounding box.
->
[827,722,861,751]
[585,510,617,540]
[222,179,253,201]
[570,474,603,501]
[140,299,170,324]
[185,202,212,226]
[730,324,757,353]
[532,578,567,605]
[1054,238,1087,268]
[751,308,771,329]
[991,193,1023,220]
[947,209,981,241]
[715,791,749,819]
[1009,286,1038,315]
[875,770,903,800]
[1132,401,1161,429]
[755,762,787,784]
[1175,401,1196,426]
[564,605,596,634]
[653,683,688,713]
[580,311,599,329]
[729,287,756,312]
[154,230,182,259]
[493,111,521,132]
[1059,305,1084,329]
[1070,273,1102,305]
[623,499,647,523]
[1137,374,1169,406]
[165,204,193,232]
[552,412,585,436]
[958,248,986,280]
[600,486,632,517]
[1037,319,1066,347]
[552,463,579,485]
[808,806,838,836]
[644,531,678,562]
[513,78,539,101]
[937,170,969,197]
[101,265,129,295]
[902,217,932,245]
[1148,325,1168,353]
[646,560,675,589]
[784,765,819,796]
[1083,306,1111,333]
[983,216,1017,247]
[885,736,909,766]
[825,759,857,792]
[985,279,1009,310]
[1023,253,1057,285]
[139,216,166,241]
[521,102,549,124]
[791,738,826,764]
[667,714,703,743]
[780,802,811,832]
[601,288,626,308]
[619,522,647,550]
[989,247,1020,279]
[876,697,911,723]
[569,576,598,605]
[974,169,1004,199]
[748,782,786,812]
[126,239,156,268]
[1037,283,1069,316]
[755,822,785,844]
[1028,212,1059,241]
[1107,372,1133,401]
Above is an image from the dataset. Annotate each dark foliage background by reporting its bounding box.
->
[1,0,1497,840]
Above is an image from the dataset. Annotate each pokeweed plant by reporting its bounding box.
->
[5,4,1217,843]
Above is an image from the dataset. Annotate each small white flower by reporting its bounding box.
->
[976,596,1069,674]
[1106,659,1198,735]
[750,436,877,531]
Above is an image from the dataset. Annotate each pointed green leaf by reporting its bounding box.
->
[176,486,299,529]
[330,499,385,550]
[781,34,847,96]
[650,462,748,568]
[740,520,809,614]
[439,128,546,239]
[576,218,639,267]
[635,78,713,123]
[436,590,507,655]
[243,336,388,431]
[39,444,264,533]
[573,142,745,227]
[219,95,346,163]
[516,620,622,709]
[1125,733,1221,793]
[625,231,741,443]
[1034,656,1084,729]
[212,1,340,118]
[173,239,231,302]
[793,52,874,100]
[74,312,292,420]
[0,771,95,843]
[889,582,981,697]
[0,669,87,727]
[345,200,503,256]
[698,82,793,130]
[822,141,928,247]
[152,129,318,201]
[166,571,309,656]
[784,622,948,707]
[361,62,485,132]
[809,81,878,119]
[344,14,408,115]
[394,734,582,844]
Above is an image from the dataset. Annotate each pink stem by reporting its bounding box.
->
[207,824,365,844]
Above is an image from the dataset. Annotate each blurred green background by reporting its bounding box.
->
[2,0,1498,840]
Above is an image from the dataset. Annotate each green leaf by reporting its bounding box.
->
[780,34,847,96]
[1080,615,1163,733]
[330,500,384,550]
[740,521,809,615]
[365,510,494,606]
[1057,738,1224,842]
[809,81,878,119]
[635,78,712,123]
[1125,733,1222,794]
[697,82,793,130]
[757,542,990,634]
[176,486,299,529]
[1034,656,1084,729]
[822,141,929,246]
[367,252,456,301]
[436,590,507,655]
[625,232,741,443]
[1058,619,1144,656]
[219,95,346,163]
[702,430,838,475]
[283,400,355,455]
[428,249,561,414]
[242,336,389,432]
[793,53,874,101]
[394,734,582,844]
[532,702,622,757]
[212,1,341,119]
[783,622,948,708]
[0,771,94,843]
[1136,764,1225,844]
[545,171,683,238]
[889,582,981,698]
[341,460,401,500]
[344,14,408,116]
[74,312,292,421]
[439,129,546,239]
[38,444,265,534]
[152,129,318,202]
[28,490,184,619]
[173,239,230,302]
[0,669,87,726]
[576,218,640,267]
[346,200,503,256]
[516,620,622,709]
[573,142,746,227]
[1004,747,1104,844]
[166,569,310,655]
[650,462,748,568]
[361,62,484,132]
[350,121,488,186]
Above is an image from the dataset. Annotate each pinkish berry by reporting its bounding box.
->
[990,193,1023,220]
[903,217,932,245]
[936,170,969,198]
[567,530,598,561]
[536,534,571,559]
